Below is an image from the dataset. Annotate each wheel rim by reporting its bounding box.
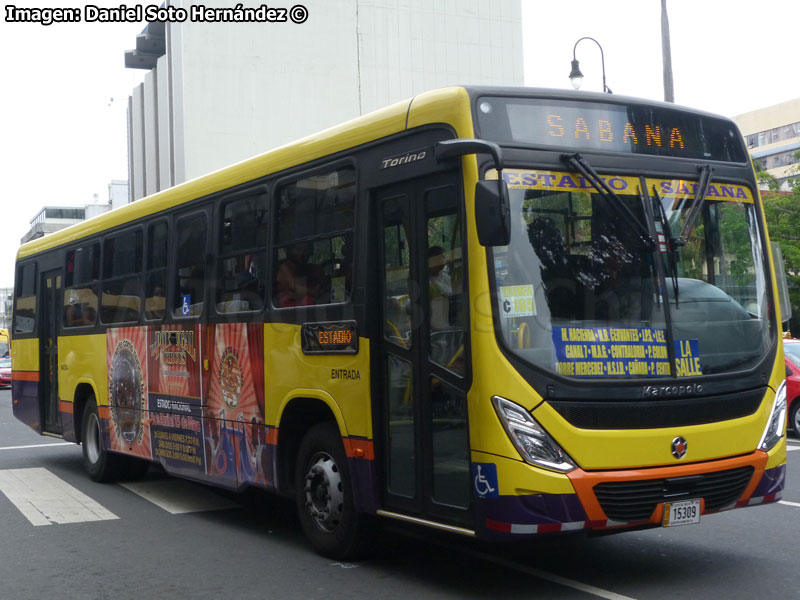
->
[793,405,800,434]
[85,411,101,465]
[303,451,344,533]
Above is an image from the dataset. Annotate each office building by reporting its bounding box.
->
[125,0,523,200]
[734,98,800,191]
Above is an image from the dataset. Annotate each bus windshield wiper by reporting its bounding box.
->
[676,164,713,247]
[652,185,680,305]
[561,153,655,249]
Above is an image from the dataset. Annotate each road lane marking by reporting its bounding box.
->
[779,500,800,508]
[492,559,637,600]
[417,535,637,600]
[0,467,118,525]
[120,479,240,514]
[0,442,73,451]
[786,445,800,452]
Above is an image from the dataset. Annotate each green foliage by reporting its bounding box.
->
[759,164,800,335]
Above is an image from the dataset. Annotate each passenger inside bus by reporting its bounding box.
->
[276,242,317,307]
[218,254,265,313]
[65,291,97,327]
[428,245,452,331]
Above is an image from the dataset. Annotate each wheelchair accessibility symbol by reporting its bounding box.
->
[472,463,499,498]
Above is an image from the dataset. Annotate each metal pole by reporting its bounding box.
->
[661,0,675,102]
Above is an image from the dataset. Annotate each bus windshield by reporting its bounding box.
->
[492,168,772,379]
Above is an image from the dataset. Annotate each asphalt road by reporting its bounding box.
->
[0,387,797,600]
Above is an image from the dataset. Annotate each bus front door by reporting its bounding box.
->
[377,173,472,529]
[40,269,62,434]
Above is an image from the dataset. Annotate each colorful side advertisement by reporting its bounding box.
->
[205,323,270,487]
[105,323,272,488]
[148,324,204,471]
[552,326,702,378]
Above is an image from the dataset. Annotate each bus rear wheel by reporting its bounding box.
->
[295,423,375,560]
[82,397,133,482]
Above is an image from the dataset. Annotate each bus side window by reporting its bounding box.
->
[273,167,355,308]
[13,262,37,334]
[101,228,143,324]
[216,193,268,313]
[64,244,99,328]
[144,220,168,321]
[173,213,207,318]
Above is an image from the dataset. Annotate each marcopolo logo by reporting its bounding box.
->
[671,436,688,459]
[643,383,703,398]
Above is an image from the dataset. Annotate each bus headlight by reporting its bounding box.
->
[491,396,576,472]
[758,381,787,452]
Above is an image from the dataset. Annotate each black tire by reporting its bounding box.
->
[790,400,800,438]
[295,422,375,560]
[81,397,128,482]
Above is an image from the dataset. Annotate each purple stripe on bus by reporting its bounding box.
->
[61,411,76,443]
[474,492,587,537]
[11,380,40,432]
[751,464,785,498]
[348,457,380,514]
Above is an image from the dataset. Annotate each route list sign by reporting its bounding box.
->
[552,326,702,378]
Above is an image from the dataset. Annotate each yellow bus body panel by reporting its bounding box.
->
[58,334,107,405]
[407,87,474,138]
[263,324,372,438]
[463,326,786,471]
[11,338,38,372]
[472,450,574,496]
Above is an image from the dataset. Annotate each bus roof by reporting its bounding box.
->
[17,85,740,261]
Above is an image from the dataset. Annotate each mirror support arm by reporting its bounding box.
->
[435,138,504,173]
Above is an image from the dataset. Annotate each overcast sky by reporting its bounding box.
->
[1,0,799,288]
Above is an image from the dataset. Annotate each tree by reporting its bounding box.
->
[759,154,800,335]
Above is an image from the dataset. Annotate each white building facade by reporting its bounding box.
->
[126,0,523,200]
[733,98,800,191]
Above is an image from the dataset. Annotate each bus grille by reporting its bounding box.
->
[549,387,764,429]
[593,466,754,522]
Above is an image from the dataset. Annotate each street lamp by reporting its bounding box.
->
[569,37,612,94]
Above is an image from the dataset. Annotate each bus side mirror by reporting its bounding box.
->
[435,138,510,246]
[475,179,510,247]
[771,241,792,324]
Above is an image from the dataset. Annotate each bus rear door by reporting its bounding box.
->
[40,269,62,434]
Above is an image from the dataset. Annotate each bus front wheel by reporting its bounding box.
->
[295,423,375,560]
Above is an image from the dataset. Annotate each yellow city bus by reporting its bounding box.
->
[0,328,10,357]
[12,86,788,558]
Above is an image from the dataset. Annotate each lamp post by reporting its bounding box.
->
[568,37,612,94]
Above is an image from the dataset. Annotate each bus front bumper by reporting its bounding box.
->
[474,450,784,539]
